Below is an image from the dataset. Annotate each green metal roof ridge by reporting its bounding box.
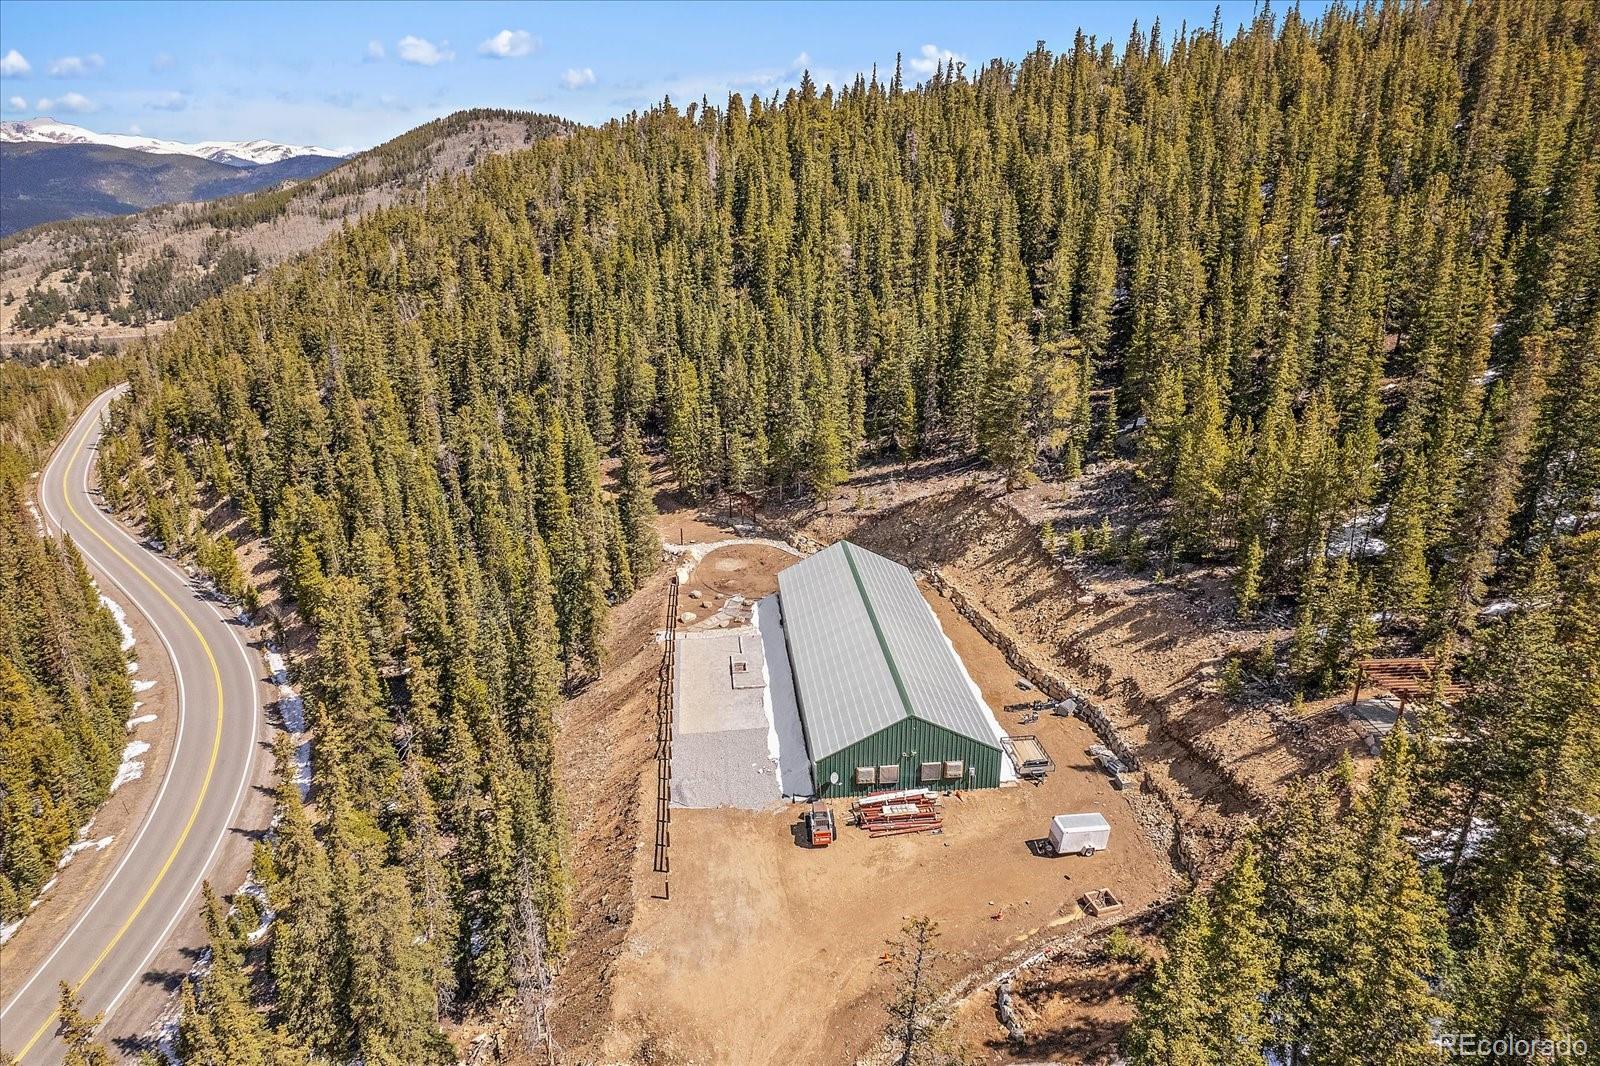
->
[839,541,920,727]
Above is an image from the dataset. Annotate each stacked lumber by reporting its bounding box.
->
[854,789,943,837]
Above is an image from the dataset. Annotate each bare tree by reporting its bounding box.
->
[509,854,557,1066]
[884,915,950,1066]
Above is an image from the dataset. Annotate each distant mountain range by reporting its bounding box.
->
[0,117,345,167]
[0,118,352,236]
[0,141,348,235]
[1,108,572,347]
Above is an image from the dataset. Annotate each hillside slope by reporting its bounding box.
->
[0,108,570,349]
[99,1,1596,1058]
[0,142,343,236]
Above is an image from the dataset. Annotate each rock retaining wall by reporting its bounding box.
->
[923,568,1141,771]
[923,566,1211,884]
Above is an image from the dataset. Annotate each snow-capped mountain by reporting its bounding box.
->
[0,117,346,167]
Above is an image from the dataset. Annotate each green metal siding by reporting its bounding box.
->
[812,717,1001,798]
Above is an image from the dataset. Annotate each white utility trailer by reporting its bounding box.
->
[1046,812,1111,857]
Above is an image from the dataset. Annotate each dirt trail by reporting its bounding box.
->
[548,567,673,1059]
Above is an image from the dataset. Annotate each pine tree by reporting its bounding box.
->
[1313,728,1453,1066]
[1172,367,1228,555]
[1204,842,1276,1065]
[340,836,451,1064]
[57,982,113,1066]
[1454,866,1579,1051]
[979,319,1037,488]
[1236,535,1263,619]
[304,576,398,806]
[269,742,346,1055]
[178,884,303,1066]
[1125,894,1214,1065]
[1381,424,1432,618]
[615,420,662,585]
[1099,386,1120,459]
[883,916,952,1066]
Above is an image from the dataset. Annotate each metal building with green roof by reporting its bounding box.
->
[776,540,1003,797]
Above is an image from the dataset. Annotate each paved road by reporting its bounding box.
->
[1,387,263,1064]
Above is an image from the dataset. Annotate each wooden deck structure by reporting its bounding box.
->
[1349,656,1467,710]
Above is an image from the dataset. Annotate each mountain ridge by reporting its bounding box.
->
[0,108,573,348]
[0,116,346,167]
[0,141,343,236]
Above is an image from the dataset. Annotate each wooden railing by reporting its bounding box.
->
[652,576,680,887]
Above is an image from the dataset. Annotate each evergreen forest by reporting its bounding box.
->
[0,359,135,924]
[3,0,1595,1059]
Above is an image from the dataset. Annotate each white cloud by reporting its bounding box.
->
[478,29,537,59]
[397,35,453,66]
[151,90,188,111]
[128,122,142,134]
[908,43,963,75]
[36,92,96,113]
[561,67,596,89]
[7,94,25,110]
[792,52,811,69]
[48,54,105,77]
[0,50,31,77]
[151,52,175,72]
[366,39,385,61]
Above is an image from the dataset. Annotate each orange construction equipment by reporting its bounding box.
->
[805,804,836,847]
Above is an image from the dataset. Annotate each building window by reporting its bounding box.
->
[919,761,943,783]
[943,760,965,780]
[854,766,877,786]
[877,764,901,786]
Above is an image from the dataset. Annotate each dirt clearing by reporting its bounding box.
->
[593,551,1181,1065]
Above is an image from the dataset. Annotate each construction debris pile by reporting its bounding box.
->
[852,788,944,838]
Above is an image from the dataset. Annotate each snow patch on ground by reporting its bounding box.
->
[0,918,22,944]
[126,659,139,674]
[1480,600,1519,617]
[126,713,158,729]
[238,877,276,943]
[266,646,311,796]
[1418,817,1494,864]
[57,835,115,868]
[111,740,150,791]
[99,593,137,652]
[132,678,157,692]
[1327,506,1389,559]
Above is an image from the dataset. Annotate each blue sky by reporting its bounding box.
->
[0,1,1316,151]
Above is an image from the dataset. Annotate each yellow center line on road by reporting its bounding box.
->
[9,402,226,1063]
